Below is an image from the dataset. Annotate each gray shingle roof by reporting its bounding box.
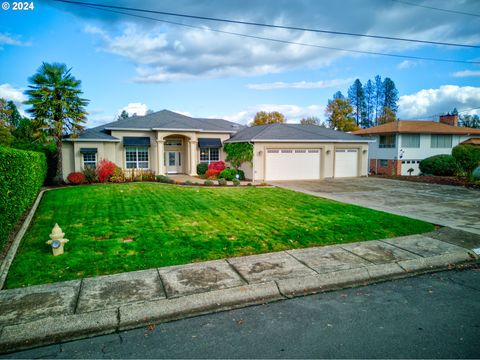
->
[225,124,371,143]
[105,110,242,132]
[68,110,243,141]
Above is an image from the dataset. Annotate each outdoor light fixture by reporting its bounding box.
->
[363,149,367,154]
[258,150,263,156]
[326,150,331,155]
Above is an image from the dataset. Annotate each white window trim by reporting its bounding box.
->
[125,146,150,169]
[82,153,97,168]
[164,138,183,147]
[200,147,220,164]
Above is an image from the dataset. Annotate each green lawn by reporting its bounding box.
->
[6,183,434,288]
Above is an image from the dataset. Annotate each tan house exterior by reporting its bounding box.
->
[63,110,371,182]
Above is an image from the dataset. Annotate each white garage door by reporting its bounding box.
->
[265,149,321,181]
[334,149,358,177]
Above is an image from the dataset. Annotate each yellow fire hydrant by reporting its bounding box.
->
[46,223,69,256]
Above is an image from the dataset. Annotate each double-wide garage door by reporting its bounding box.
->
[265,149,320,181]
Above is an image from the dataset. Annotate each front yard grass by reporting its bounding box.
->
[6,183,434,288]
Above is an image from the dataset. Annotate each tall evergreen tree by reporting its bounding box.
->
[333,91,344,100]
[374,75,383,125]
[363,79,375,128]
[117,110,129,120]
[382,77,399,113]
[347,79,366,127]
[25,62,89,183]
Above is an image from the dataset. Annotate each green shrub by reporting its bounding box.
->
[156,175,174,184]
[194,182,200,185]
[197,163,208,175]
[232,178,240,186]
[452,144,480,177]
[219,168,246,181]
[473,166,480,180]
[419,155,460,176]
[218,178,227,186]
[247,182,253,186]
[110,166,125,183]
[0,146,47,250]
[82,166,97,183]
[204,180,214,186]
[184,180,193,185]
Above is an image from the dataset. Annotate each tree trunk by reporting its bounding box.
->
[55,137,63,184]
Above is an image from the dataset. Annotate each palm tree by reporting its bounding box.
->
[25,62,89,183]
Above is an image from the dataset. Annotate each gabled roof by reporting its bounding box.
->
[104,110,241,132]
[461,138,480,145]
[352,120,480,136]
[225,123,371,143]
[66,110,243,141]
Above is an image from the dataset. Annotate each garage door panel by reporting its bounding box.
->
[334,149,358,178]
[266,149,320,181]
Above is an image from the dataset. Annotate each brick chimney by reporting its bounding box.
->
[439,114,458,126]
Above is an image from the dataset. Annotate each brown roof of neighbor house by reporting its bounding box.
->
[352,120,480,136]
[461,138,480,145]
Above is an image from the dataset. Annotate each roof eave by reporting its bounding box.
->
[64,138,120,142]
[226,139,374,143]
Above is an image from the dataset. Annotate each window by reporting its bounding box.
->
[380,159,388,167]
[125,146,149,169]
[83,153,96,168]
[165,139,182,146]
[379,135,396,148]
[401,134,420,148]
[431,135,452,148]
[200,147,220,163]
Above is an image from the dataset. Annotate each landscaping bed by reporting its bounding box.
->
[5,183,434,288]
[374,175,480,189]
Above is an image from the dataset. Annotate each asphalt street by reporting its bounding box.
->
[3,268,479,359]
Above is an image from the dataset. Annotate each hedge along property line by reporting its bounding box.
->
[0,146,47,252]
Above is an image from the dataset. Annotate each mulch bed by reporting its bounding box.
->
[374,175,480,189]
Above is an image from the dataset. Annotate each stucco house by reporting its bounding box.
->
[352,115,480,176]
[62,109,371,182]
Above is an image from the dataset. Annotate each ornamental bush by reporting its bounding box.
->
[96,159,116,183]
[82,166,97,183]
[217,178,227,186]
[452,144,480,177]
[67,172,85,184]
[205,161,226,179]
[219,168,245,181]
[110,166,125,183]
[232,178,240,186]
[0,146,47,250]
[156,175,175,184]
[197,163,208,175]
[419,154,460,176]
[204,180,214,186]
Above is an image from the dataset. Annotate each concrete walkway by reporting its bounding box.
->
[273,177,480,235]
[0,227,479,354]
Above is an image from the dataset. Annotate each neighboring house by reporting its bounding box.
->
[63,109,372,181]
[352,115,480,176]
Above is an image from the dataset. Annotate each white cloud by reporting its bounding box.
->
[0,33,31,48]
[0,84,26,103]
[0,83,28,117]
[397,60,417,70]
[398,85,480,119]
[222,104,324,125]
[76,0,480,82]
[247,78,354,90]
[452,70,480,78]
[118,102,149,116]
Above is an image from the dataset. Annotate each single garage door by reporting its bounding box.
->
[265,149,320,181]
[334,149,358,177]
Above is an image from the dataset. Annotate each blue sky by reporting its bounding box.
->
[1,0,479,127]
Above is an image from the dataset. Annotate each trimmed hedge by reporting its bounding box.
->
[419,154,460,176]
[0,146,47,250]
[452,144,480,177]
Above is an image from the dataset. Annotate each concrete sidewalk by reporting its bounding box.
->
[1,227,479,354]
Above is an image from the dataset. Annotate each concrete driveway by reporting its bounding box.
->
[273,177,480,235]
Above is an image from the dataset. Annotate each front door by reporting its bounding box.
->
[165,151,182,173]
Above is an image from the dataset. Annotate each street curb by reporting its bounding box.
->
[0,188,50,290]
[118,281,283,330]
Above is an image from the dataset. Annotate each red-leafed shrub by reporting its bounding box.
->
[204,161,226,179]
[208,161,226,172]
[67,172,86,185]
[205,168,220,179]
[96,159,116,183]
